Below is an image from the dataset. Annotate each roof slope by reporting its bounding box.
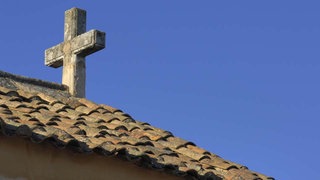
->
[0,71,272,180]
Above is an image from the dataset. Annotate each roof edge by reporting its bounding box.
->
[0,70,70,97]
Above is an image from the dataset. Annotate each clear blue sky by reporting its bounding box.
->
[1,1,319,179]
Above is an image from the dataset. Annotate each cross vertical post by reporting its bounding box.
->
[62,8,86,97]
[64,8,86,41]
[45,8,106,98]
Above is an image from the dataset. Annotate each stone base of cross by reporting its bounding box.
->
[45,8,105,98]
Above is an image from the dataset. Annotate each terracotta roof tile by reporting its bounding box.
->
[0,75,273,180]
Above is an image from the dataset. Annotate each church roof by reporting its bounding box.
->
[0,71,273,180]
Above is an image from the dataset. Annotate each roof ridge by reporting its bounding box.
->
[0,71,67,91]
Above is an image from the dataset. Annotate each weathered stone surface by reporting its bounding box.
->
[45,7,106,98]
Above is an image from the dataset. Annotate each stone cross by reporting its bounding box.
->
[45,8,105,98]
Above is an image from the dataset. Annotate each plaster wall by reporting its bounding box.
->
[0,136,181,180]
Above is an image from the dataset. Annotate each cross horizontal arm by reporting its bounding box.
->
[45,30,106,68]
[72,30,105,56]
[45,43,64,68]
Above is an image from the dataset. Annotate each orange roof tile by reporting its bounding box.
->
[0,71,273,180]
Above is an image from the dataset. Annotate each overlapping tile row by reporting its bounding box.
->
[0,86,273,180]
